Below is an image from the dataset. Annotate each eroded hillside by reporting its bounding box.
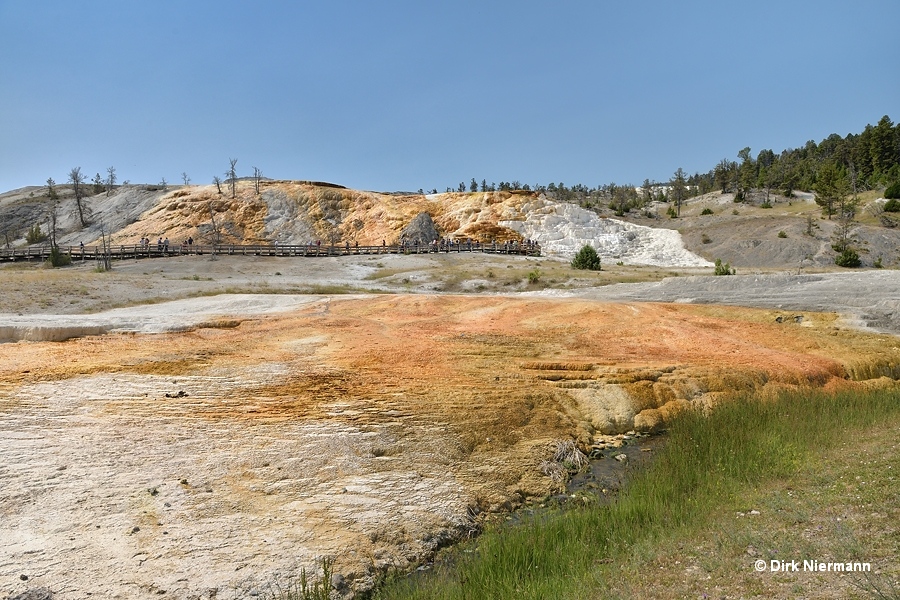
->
[103,182,535,248]
[6,180,899,268]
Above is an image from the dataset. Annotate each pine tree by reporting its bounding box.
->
[571,244,601,270]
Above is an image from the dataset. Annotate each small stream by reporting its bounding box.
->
[565,432,666,500]
[404,432,667,586]
[507,431,667,522]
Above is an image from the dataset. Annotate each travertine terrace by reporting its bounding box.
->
[3,282,899,599]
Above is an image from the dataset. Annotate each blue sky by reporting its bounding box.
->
[1,0,898,193]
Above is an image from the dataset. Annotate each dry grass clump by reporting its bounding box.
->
[539,439,589,485]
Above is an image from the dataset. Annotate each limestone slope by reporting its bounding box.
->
[2,182,712,267]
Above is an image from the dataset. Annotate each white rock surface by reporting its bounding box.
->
[0,370,473,599]
[500,196,713,267]
[0,295,333,342]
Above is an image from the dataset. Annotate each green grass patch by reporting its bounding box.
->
[373,386,900,599]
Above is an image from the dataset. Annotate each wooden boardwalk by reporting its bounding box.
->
[0,241,541,262]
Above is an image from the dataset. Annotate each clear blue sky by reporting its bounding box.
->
[2,0,898,193]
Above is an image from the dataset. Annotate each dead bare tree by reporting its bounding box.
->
[46,177,59,247]
[868,201,899,228]
[226,158,238,199]
[207,201,222,244]
[181,172,191,186]
[68,167,88,227]
[105,166,116,197]
[212,176,223,195]
[97,222,112,271]
[252,166,262,194]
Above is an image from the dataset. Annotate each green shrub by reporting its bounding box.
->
[714,258,735,276]
[666,206,678,218]
[527,269,541,284]
[834,248,861,268]
[571,245,601,270]
[777,230,787,238]
[46,246,72,268]
[26,223,47,244]
[700,208,714,215]
[883,198,900,212]
[760,201,773,209]
[884,181,900,199]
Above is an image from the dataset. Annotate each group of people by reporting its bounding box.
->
[392,237,540,254]
[138,236,194,253]
[126,235,538,255]
[137,237,168,251]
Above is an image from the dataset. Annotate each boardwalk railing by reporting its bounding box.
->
[0,241,541,262]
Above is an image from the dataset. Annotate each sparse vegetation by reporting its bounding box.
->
[714,258,735,275]
[700,207,714,215]
[260,557,334,600]
[777,230,787,238]
[832,213,861,268]
[527,268,541,284]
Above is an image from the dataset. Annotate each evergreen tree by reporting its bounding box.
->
[813,162,848,219]
[670,168,687,216]
[571,244,601,270]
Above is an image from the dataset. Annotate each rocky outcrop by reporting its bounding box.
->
[499,196,713,266]
[399,212,439,244]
